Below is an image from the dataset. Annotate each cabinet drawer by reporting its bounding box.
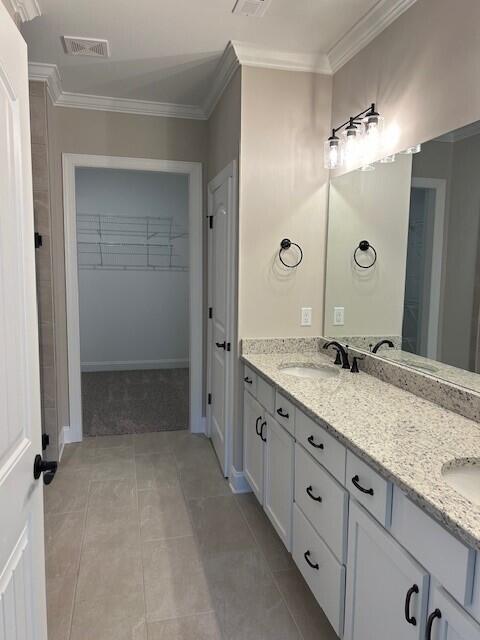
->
[296,410,346,484]
[293,504,345,637]
[274,391,295,436]
[391,487,476,608]
[346,451,392,526]
[256,375,275,414]
[294,444,348,562]
[243,365,257,395]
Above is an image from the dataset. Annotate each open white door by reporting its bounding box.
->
[0,5,48,639]
[207,161,237,476]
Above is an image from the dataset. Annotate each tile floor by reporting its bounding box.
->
[45,431,338,640]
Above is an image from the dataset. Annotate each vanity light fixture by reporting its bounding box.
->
[380,154,396,163]
[402,143,422,154]
[324,103,386,170]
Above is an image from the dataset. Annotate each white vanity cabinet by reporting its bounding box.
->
[426,586,480,640]
[243,390,266,502]
[345,501,430,640]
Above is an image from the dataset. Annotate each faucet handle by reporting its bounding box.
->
[350,355,365,373]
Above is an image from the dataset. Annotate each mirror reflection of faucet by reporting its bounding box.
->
[370,339,394,353]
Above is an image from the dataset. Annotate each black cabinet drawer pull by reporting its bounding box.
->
[304,550,319,570]
[426,609,441,640]
[404,584,419,626]
[216,341,227,350]
[351,475,374,496]
[255,416,262,436]
[306,485,322,502]
[244,376,253,384]
[260,421,267,442]
[307,435,324,450]
[277,408,289,419]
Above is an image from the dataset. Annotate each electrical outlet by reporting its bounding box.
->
[334,306,345,326]
[301,307,312,326]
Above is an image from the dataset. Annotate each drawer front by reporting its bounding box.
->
[296,409,346,484]
[295,444,348,562]
[293,504,345,637]
[391,487,476,608]
[243,365,257,395]
[346,451,392,526]
[274,391,295,436]
[256,375,275,415]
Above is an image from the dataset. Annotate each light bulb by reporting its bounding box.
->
[324,135,343,169]
[362,111,384,164]
[343,123,361,167]
[380,154,396,163]
[402,144,422,154]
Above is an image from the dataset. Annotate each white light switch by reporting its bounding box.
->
[333,307,345,326]
[301,307,312,326]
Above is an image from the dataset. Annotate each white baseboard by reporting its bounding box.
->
[229,466,252,494]
[81,358,189,372]
[191,415,207,435]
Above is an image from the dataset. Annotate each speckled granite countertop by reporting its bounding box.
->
[241,350,480,551]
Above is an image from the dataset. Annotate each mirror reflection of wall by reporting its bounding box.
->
[324,119,480,391]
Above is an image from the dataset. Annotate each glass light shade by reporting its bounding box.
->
[359,164,375,172]
[342,127,361,167]
[380,154,396,163]
[402,143,422,154]
[324,138,343,169]
[362,113,384,164]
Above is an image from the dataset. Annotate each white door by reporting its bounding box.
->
[243,391,265,503]
[264,415,294,550]
[427,586,480,640]
[0,5,47,640]
[207,161,236,475]
[345,501,429,640]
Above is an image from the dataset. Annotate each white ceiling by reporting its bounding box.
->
[20,0,413,113]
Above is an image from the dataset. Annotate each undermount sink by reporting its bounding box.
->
[279,364,339,380]
[442,460,480,505]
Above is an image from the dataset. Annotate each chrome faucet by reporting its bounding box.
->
[323,341,350,369]
[371,339,394,353]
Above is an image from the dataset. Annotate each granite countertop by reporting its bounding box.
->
[241,350,480,551]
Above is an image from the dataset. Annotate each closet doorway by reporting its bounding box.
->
[63,155,203,444]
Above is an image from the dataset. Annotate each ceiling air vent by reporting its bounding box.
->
[62,36,110,58]
[232,0,272,17]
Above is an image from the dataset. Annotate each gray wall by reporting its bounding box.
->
[76,167,189,370]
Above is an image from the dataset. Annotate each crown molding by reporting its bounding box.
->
[232,40,332,75]
[8,0,41,21]
[28,62,206,120]
[328,0,419,73]
[202,41,241,118]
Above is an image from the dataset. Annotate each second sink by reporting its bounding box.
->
[442,459,480,505]
[279,364,339,380]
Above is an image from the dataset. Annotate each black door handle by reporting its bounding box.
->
[276,408,289,419]
[304,550,319,570]
[307,435,324,450]
[255,416,262,436]
[426,609,441,640]
[260,421,267,442]
[404,584,419,626]
[216,341,226,350]
[33,454,58,485]
[351,475,374,496]
[306,486,322,502]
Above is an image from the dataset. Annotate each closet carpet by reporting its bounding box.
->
[82,369,189,436]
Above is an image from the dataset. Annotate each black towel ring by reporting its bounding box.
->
[279,238,303,268]
[354,240,377,269]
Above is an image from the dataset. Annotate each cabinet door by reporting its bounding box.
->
[243,391,265,503]
[426,586,480,640]
[264,415,294,550]
[345,501,429,640]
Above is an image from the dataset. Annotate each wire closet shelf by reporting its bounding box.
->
[77,213,189,272]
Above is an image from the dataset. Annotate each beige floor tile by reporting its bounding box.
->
[147,612,223,640]
[44,469,91,515]
[70,590,146,640]
[95,445,135,462]
[205,549,301,640]
[171,432,213,458]
[96,434,134,449]
[61,442,97,469]
[45,511,85,580]
[83,506,140,552]
[187,495,256,556]
[91,457,136,481]
[274,568,339,640]
[235,493,294,572]
[46,574,76,640]
[178,456,230,499]
[135,452,179,490]
[76,545,143,603]
[142,536,213,622]
[88,479,137,513]
[134,432,176,455]
[138,486,193,541]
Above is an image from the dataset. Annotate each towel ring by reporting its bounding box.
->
[279,238,303,268]
[354,240,377,269]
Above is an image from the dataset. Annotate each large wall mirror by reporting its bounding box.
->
[324,119,480,392]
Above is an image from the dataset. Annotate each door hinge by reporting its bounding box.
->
[208,307,213,319]
[42,433,50,451]
[34,232,43,249]
[208,216,213,229]
[227,342,231,352]
[208,393,212,405]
